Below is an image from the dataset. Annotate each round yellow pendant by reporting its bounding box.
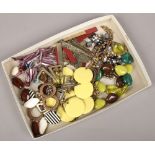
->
[74,83,93,99]
[57,106,75,122]
[63,67,73,76]
[74,67,93,83]
[64,97,85,118]
[83,97,94,114]
[45,97,57,107]
[65,90,75,100]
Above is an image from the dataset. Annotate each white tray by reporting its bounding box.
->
[1,15,152,138]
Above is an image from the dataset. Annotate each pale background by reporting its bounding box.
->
[0,14,155,141]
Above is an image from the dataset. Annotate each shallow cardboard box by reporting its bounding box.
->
[1,15,152,138]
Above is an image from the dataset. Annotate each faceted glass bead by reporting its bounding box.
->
[95,99,106,110]
[122,73,133,86]
[96,69,104,81]
[12,77,24,89]
[112,43,125,55]
[121,52,134,64]
[106,84,128,96]
[106,93,119,103]
[116,85,128,96]
[95,81,106,92]
[120,85,128,95]
[102,64,113,76]
[106,85,121,96]
[106,85,117,91]
[125,64,133,74]
[116,76,125,88]
[115,65,127,76]
[21,88,30,102]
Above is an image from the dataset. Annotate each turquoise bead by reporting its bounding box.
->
[121,52,134,64]
[96,69,104,81]
[122,73,133,86]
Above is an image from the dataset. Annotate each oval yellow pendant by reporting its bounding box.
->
[64,97,85,118]
[57,106,75,122]
[83,97,94,114]
[74,67,93,83]
[74,83,93,99]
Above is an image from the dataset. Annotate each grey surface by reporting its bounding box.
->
[0,14,155,141]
